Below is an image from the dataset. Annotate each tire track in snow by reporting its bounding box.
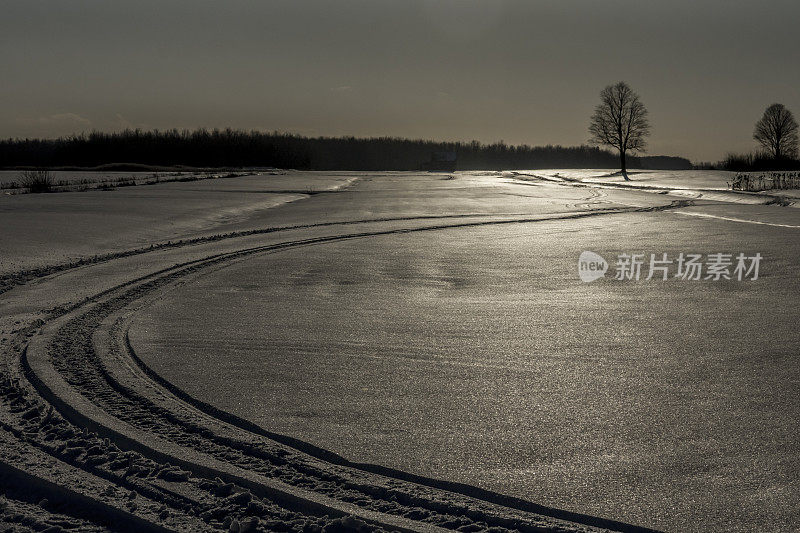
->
[0,213,549,296]
[16,207,684,532]
[676,211,800,228]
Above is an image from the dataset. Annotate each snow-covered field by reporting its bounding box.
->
[1,170,798,532]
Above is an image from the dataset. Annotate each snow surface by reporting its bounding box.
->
[3,170,799,532]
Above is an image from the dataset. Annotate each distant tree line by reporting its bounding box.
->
[0,129,690,171]
[714,152,800,172]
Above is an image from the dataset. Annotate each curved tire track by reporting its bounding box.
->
[0,214,535,296]
[15,210,679,532]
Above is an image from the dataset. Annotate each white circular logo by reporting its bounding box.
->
[578,251,608,282]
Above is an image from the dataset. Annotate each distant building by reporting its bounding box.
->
[422,151,457,172]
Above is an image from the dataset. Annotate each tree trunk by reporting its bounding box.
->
[620,150,630,180]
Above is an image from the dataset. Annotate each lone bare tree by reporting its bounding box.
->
[753,103,798,160]
[588,81,650,180]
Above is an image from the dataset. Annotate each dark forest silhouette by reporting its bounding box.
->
[716,152,800,172]
[0,129,691,171]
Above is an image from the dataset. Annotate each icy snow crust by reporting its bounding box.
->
[1,170,798,532]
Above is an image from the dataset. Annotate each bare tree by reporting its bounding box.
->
[588,82,650,180]
[753,103,798,160]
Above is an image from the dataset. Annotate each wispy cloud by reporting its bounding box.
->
[35,113,91,126]
[330,85,352,92]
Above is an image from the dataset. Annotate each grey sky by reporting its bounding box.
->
[2,0,798,162]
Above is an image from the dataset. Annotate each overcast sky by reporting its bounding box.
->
[2,0,799,162]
